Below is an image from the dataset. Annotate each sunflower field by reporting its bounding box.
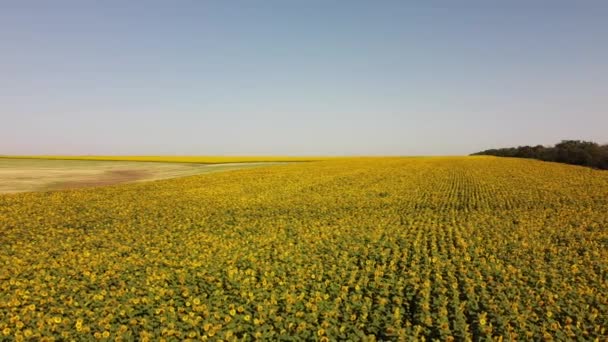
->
[1,157,607,341]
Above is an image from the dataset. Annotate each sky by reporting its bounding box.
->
[1,1,607,156]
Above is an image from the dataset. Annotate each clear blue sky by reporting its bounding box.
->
[1,1,607,155]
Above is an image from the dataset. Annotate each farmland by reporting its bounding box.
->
[0,157,607,340]
[0,158,281,194]
[0,156,324,164]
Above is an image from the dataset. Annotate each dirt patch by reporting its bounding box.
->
[1,158,281,194]
[50,169,150,190]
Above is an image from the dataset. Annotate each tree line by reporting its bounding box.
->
[471,140,608,170]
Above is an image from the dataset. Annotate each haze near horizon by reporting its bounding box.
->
[1,1,607,155]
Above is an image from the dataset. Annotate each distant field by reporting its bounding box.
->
[1,157,607,340]
[0,158,279,193]
[0,155,325,164]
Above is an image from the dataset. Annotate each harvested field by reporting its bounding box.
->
[0,158,278,193]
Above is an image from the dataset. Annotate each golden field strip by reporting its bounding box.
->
[1,157,607,340]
